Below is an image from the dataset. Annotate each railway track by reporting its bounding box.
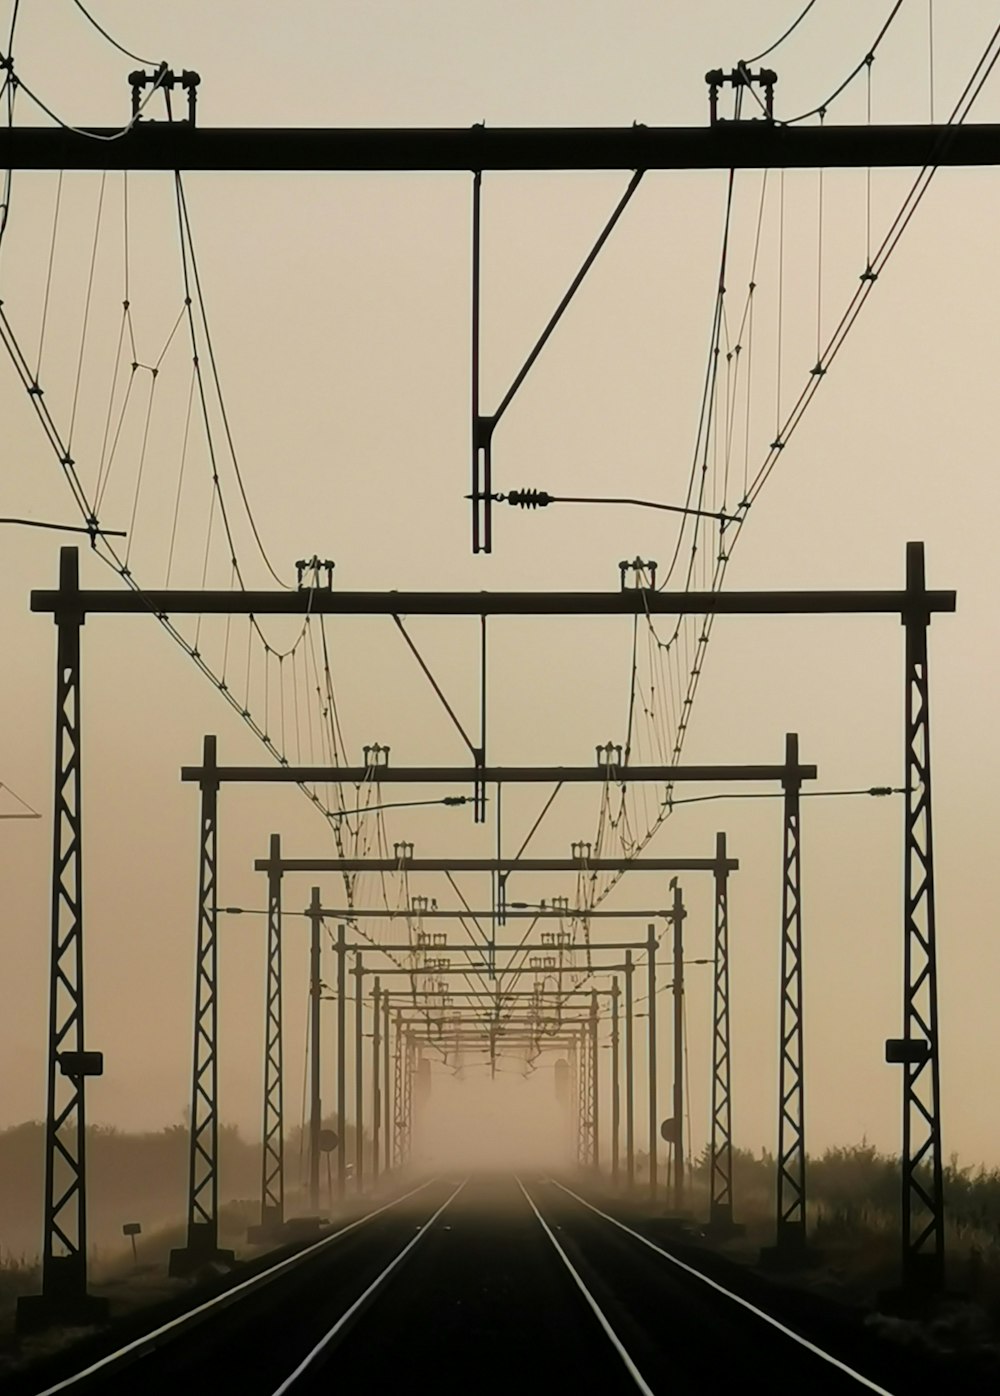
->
[13,1175,969,1395]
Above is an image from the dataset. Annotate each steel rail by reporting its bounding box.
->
[270,1180,467,1393]
[517,1179,655,1395]
[550,1181,896,1395]
[31,1179,444,1396]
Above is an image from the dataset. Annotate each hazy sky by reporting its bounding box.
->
[2,2,1000,1183]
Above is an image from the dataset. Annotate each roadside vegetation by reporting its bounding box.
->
[0,1116,363,1264]
[685,1143,1000,1329]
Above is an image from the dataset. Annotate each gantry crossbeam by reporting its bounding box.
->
[341,941,650,952]
[4,123,1000,172]
[181,762,816,784]
[255,856,738,873]
[32,586,956,616]
[292,907,668,919]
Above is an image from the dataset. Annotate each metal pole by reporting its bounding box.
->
[260,833,284,1230]
[898,539,945,1293]
[402,1031,414,1163]
[625,951,635,1191]
[336,924,347,1199]
[308,887,321,1213]
[19,548,109,1330]
[371,979,381,1185]
[569,1032,579,1164]
[383,996,391,1173]
[392,1010,403,1167]
[672,880,686,1214]
[647,924,658,1202]
[354,953,364,1192]
[775,733,806,1256]
[168,734,233,1277]
[710,831,734,1231]
[590,990,600,1171]
[578,1026,589,1165]
[611,978,620,1185]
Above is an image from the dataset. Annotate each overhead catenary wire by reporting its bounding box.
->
[0,209,353,829]
[173,173,289,589]
[2,16,993,1066]
[0,779,40,818]
[71,0,159,66]
[745,18,1000,506]
[742,0,820,65]
[589,20,1000,917]
[67,171,107,451]
[0,48,169,139]
[780,1,905,125]
[497,491,732,524]
[665,786,902,810]
[0,516,125,535]
[34,169,63,381]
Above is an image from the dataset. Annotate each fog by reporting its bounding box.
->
[413,1056,574,1173]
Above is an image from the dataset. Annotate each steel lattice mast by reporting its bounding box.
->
[774,734,806,1257]
[169,737,234,1277]
[709,832,735,1232]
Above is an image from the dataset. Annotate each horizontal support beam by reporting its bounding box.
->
[4,124,1000,172]
[32,587,955,617]
[406,1029,590,1036]
[345,941,648,952]
[184,762,815,784]
[390,991,615,999]
[257,857,737,873]
[399,1008,599,1016]
[357,964,627,975]
[305,908,668,919]
[408,1035,582,1043]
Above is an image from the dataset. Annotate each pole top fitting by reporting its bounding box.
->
[618,557,657,591]
[706,65,778,126]
[296,556,335,591]
[596,741,624,769]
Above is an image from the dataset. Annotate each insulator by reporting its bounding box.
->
[506,489,553,509]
